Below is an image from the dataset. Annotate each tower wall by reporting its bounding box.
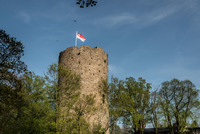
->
[59,46,109,133]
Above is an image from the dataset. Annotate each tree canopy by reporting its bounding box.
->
[109,77,151,134]
[0,29,26,74]
[76,0,98,8]
[0,29,27,133]
[158,79,200,134]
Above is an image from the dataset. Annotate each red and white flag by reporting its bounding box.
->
[76,32,86,42]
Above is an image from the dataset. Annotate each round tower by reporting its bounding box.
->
[59,46,109,133]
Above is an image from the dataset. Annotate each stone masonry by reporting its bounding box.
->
[59,46,109,133]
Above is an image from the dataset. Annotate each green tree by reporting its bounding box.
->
[149,87,166,134]
[55,64,82,133]
[0,29,27,134]
[123,77,151,134]
[0,76,26,134]
[109,76,125,134]
[149,90,159,134]
[16,72,56,133]
[0,29,26,74]
[48,64,101,134]
[159,79,200,134]
[109,77,151,134]
[158,82,174,133]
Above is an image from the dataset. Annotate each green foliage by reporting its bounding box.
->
[50,64,103,134]
[122,77,151,134]
[99,78,109,95]
[110,77,200,133]
[109,76,151,134]
[109,76,125,133]
[0,60,104,133]
[45,63,59,110]
[190,120,199,127]
[0,29,27,133]
[70,94,97,134]
[20,72,56,133]
[149,88,166,134]
[0,68,56,134]
[0,29,26,74]
[98,78,109,106]
[159,78,200,134]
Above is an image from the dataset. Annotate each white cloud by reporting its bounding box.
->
[93,13,135,27]
[146,7,178,23]
[19,11,31,23]
[109,13,135,26]
[186,0,200,29]
[93,8,177,28]
[93,2,187,28]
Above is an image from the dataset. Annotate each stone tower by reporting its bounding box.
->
[59,46,109,133]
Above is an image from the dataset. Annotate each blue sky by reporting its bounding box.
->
[1,0,200,88]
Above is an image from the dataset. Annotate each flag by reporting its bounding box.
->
[77,32,86,42]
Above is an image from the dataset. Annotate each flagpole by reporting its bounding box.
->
[75,31,77,47]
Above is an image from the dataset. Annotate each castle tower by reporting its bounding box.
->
[59,46,109,133]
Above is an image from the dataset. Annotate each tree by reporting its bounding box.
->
[55,64,82,133]
[159,79,200,134]
[149,89,160,134]
[0,29,27,134]
[16,72,56,133]
[0,29,56,133]
[49,64,102,134]
[76,0,98,8]
[0,29,26,75]
[109,76,125,134]
[158,84,174,133]
[123,77,151,134]
[0,76,26,134]
[109,77,151,134]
